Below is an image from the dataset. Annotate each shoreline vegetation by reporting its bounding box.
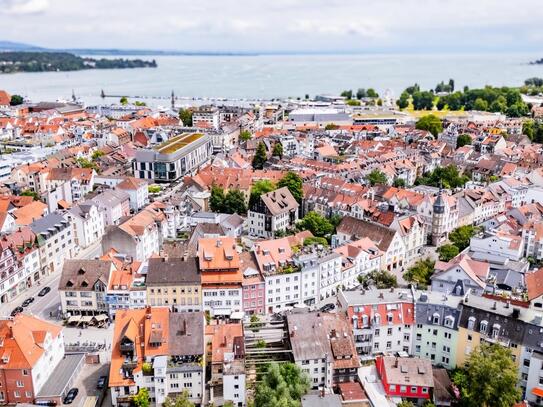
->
[0,51,157,73]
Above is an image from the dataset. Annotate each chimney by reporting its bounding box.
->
[216,239,222,247]
[379,292,384,299]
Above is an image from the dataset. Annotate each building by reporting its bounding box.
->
[146,257,202,312]
[198,237,243,318]
[58,259,114,317]
[134,133,213,182]
[91,189,130,226]
[287,312,360,390]
[413,290,462,369]
[109,308,205,406]
[116,177,149,212]
[0,314,65,405]
[193,106,220,130]
[30,212,75,276]
[339,289,414,359]
[431,253,490,296]
[248,187,299,238]
[375,356,434,402]
[67,202,106,250]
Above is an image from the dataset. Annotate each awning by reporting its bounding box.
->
[67,315,81,324]
[532,387,543,397]
[79,316,93,323]
[95,314,108,321]
[230,311,245,320]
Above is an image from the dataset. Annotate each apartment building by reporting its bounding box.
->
[67,202,106,250]
[248,187,299,239]
[339,289,415,359]
[146,257,202,312]
[109,308,205,406]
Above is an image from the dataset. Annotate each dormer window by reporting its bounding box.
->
[432,313,440,325]
[480,320,488,334]
[468,316,476,330]
[492,324,501,339]
[78,268,85,275]
[444,316,454,328]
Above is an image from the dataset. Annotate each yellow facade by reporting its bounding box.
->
[147,283,202,309]
[456,327,522,368]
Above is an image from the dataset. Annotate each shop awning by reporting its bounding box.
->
[230,311,245,320]
[95,314,108,321]
[532,387,543,397]
[79,316,93,323]
[67,315,81,324]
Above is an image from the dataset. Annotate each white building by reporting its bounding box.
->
[248,187,299,239]
[68,202,106,250]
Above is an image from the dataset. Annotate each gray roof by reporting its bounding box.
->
[168,312,205,356]
[30,212,69,236]
[147,257,200,286]
[301,394,342,407]
[340,288,414,306]
[91,189,130,207]
[260,187,299,216]
[37,354,84,397]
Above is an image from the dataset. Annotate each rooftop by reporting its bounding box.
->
[155,133,204,155]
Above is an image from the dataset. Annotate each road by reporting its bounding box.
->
[0,239,103,319]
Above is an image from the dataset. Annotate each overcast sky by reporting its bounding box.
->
[1,0,543,52]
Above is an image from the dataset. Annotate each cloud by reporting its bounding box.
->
[0,0,49,15]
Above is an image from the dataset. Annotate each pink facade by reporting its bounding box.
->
[242,276,265,315]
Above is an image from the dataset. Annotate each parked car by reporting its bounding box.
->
[63,388,78,405]
[22,297,34,307]
[97,376,107,389]
[10,306,23,317]
[38,286,51,297]
[319,303,336,312]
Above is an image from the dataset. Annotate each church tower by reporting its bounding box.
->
[431,191,446,246]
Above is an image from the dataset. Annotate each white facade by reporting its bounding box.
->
[469,233,523,262]
[202,288,242,317]
[69,203,106,250]
[223,370,246,406]
[31,330,66,395]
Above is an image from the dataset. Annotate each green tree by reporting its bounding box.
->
[366,88,379,98]
[437,244,459,261]
[240,129,252,141]
[456,134,472,148]
[449,225,480,251]
[452,344,521,407]
[148,185,161,194]
[254,362,310,407]
[415,114,443,137]
[223,189,247,214]
[404,258,435,287]
[358,270,398,289]
[252,142,267,170]
[415,165,469,189]
[133,388,150,407]
[405,83,420,95]
[162,390,195,407]
[9,94,24,106]
[366,169,388,186]
[346,99,361,106]
[178,108,193,126]
[412,91,435,110]
[249,179,276,207]
[356,88,367,99]
[298,211,334,238]
[91,150,105,160]
[210,185,225,212]
[20,189,40,201]
[397,91,410,109]
[393,178,406,188]
[75,157,99,171]
[249,314,262,332]
[340,90,353,99]
[303,236,329,247]
[272,142,283,158]
[120,96,128,105]
[473,97,489,111]
[324,123,339,130]
[277,172,303,204]
[397,402,415,407]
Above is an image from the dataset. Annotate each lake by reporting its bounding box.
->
[0,52,542,105]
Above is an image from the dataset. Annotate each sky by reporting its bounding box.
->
[1,0,543,53]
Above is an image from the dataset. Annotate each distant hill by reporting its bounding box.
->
[0,41,44,51]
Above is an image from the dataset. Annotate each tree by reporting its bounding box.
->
[148,185,161,194]
[346,99,361,106]
[303,236,328,247]
[366,169,388,186]
[437,244,459,261]
[415,114,443,137]
[449,225,480,251]
[397,402,415,407]
[277,172,303,203]
[120,96,128,105]
[20,189,39,201]
[366,88,379,98]
[358,270,397,289]
[412,91,434,110]
[240,130,252,141]
[75,157,99,171]
[254,362,310,407]
[324,123,339,130]
[252,142,267,170]
[210,185,225,212]
[249,314,262,332]
[249,179,276,207]
[133,388,150,407]
[397,91,410,109]
[9,94,23,106]
[162,390,195,407]
[393,178,406,188]
[178,108,193,126]
[405,83,420,95]
[91,150,104,160]
[356,88,367,99]
[272,142,283,158]
[473,97,489,111]
[415,164,469,189]
[448,78,455,92]
[340,90,353,99]
[452,343,521,407]
[404,258,435,287]
[223,189,247,214]
[456,134,472,149]
[297,211,334,238]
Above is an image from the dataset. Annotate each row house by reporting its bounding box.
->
[388,215,426,265]
[0,315,65,405]
[67,201,106,250]
[416,192,459,246]
[198,237,243,318]
[109,308,205,406]
[431,253,490,296]
[521,221,543,262]
[47,167,96,201]
[456,188,507,226]
[91,189,130,226]
[240,252,265,315]
[288,312,360,390]
[99,176,149,212]
[333,238,383,285]
[339,289,415,359]
[30,212,75,276]
[58,259,113,317]
[0,242,21,304]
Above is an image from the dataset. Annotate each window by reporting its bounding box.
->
[468,316,476,330]
[480,320,488,334]
[16,381,24,388]
[374,329,380,337]
[387,328,393,336]
[422,387,428,394]
[432,312,440,324]
[389,384,396,391]
[411,386,417,393]
[400,385,407,393]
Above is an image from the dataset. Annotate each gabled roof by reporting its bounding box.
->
[59,259,112,291]
[526,268,543,301]
[259,187,299,216]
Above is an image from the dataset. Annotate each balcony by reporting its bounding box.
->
[120,342,135,353]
